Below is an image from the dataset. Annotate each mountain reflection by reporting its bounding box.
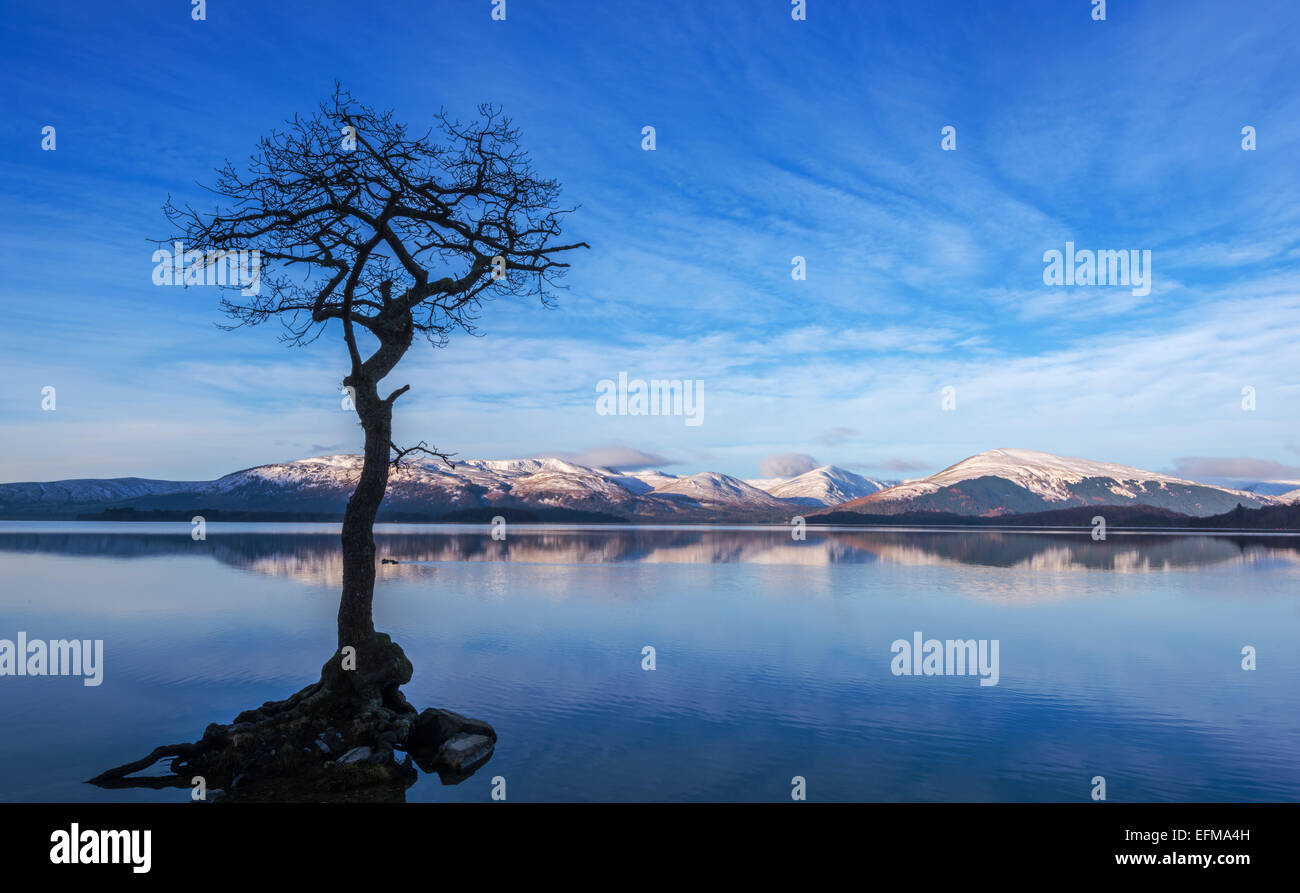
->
[2,524,1298,584]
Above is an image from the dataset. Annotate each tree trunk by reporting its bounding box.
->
[338,379,391,652]
[331,310,413,701]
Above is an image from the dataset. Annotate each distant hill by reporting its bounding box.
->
[744,465,891,506]
[817,448,1275,518]
[4,455,794,523]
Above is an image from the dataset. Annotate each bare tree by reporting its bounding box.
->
[92,86,586,796]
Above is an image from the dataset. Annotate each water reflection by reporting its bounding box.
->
[1,523,1297,586]
[3,522,1298,802]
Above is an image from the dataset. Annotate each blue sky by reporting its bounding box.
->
[2,0,1299,483]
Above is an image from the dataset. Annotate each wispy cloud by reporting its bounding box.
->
[1168,457,1300,483]
[758,453,820,478]
[1,0,1297,483]
[533,445,679,471]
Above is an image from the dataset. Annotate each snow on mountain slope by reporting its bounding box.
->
[1240,479,1300,496]
[509,465,648,510]
[1278,488,1300,504]
[70,455,787,520]
[751,465,890,506]
[606,469,680,495]
[650,472,790,510]
[890,448,1205,500]
[195,454,650,515]
[824,448,1274,518]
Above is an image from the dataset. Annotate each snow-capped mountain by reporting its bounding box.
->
[1237,479,1300,497]
[651,472,791,513]
[746,465,891,507]
[819,448,1274,518]
[172,455,676,519]
[213,458,795,520]
[2,448,1285,522]
[0,477,205,514]
[0,456,800,522]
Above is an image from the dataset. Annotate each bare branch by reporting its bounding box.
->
[389,440,456,469]
[162,85,588,352]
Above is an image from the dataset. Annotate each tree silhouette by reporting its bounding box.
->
[92,86,586,797]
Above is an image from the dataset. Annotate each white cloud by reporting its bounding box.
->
[758,453,819,478]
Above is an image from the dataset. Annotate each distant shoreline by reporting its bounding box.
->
[0,500,1295,532]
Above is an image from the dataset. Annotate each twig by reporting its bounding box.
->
[390,440,456,469]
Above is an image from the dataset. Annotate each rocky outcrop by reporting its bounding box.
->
[89,633,497,800]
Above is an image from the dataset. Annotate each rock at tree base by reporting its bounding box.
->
[412,708,498,747]
[436,733,494,774]
[407,708,497,776]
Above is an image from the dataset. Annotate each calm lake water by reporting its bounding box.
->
[1,522,1298,802]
